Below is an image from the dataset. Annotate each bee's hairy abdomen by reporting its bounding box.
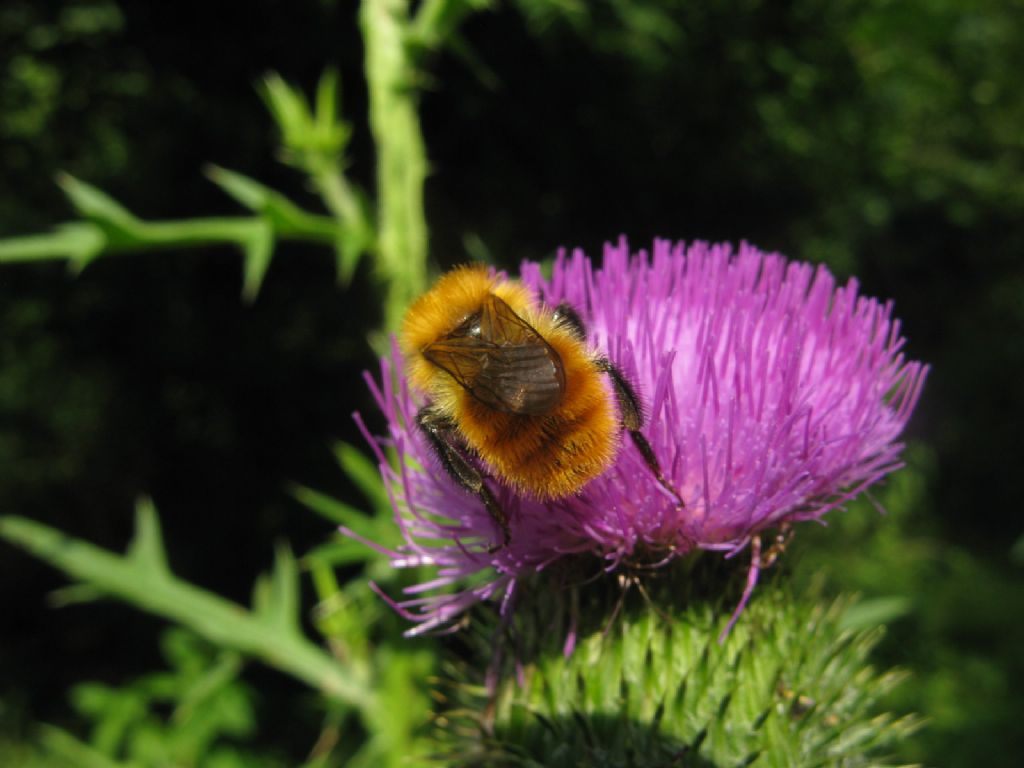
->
[457,349,619,499]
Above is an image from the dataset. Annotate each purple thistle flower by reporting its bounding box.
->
[350,239,928,636]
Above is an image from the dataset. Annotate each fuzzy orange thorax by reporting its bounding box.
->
[401,265,620,499]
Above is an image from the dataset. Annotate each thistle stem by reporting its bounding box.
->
[361,0,429,332]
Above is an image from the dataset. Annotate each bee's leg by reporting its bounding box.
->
[595,359,685,508]
[551,302,587,341]
[759,524,793,569]
[416,406,510,547]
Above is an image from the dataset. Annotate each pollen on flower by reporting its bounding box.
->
[347,238,929,636]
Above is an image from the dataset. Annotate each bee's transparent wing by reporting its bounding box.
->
[423,294,565,415]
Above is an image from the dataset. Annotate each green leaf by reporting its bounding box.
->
[352,646,435,768]
[36,726,124,768]
[292,481,397,571]
[335,211,372,286]
[61,223,109,273]
[410,0,493,53]
[333,442,389,514]
[48,583,105,607]
[314,68,340,138]
[172,651,245,724]
[0,513,364,706]
[290,483,374,529]
[240,220,274,302]
[307,562,350,639]
[205,166,338,232]
[56,173,138,229]
[251,544,301,634]
[261,70,351,176]
[0,168,340,292]
[37,627,277,767]
[126,497,170,579]
[205,165,275,212]
[261,72,309,144]
[304,538,382,569]
[840,596,912,630]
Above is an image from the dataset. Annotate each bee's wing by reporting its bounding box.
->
[424,294,566,415]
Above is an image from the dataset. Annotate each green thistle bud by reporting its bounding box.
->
[434,568,919,767]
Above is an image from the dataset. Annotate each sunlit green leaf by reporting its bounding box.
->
[126,497,170,579]
[840,596,913,630]
[240,220,274,302]
[251,544,301,634]
[290,484,373,529]
[304,537,382,569]
[36,726,122,768]
[0,513,363,705]
[205,165,275,212]
[56,173,138,229]
[333,442,390,514]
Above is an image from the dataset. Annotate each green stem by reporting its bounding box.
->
[0,214,338,265]
[0,229,98,263]
[135,215,338,246]
[361,0,429,332]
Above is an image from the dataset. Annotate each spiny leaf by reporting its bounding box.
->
[840,596,912,630]
[127,496,170,579]
[261,72,310,141]
[48,583,104,607]
[291,483,373,529]
[56,173,138,228]
[261,70,351,174]
[334,442,390,513]
[336,208,374,286]
[304,538,382,569]
[252,543,301,634]
[62,225,108,273]
[172,651,244,724]
[314,68,341,139]
[206,164,276,212]
[205,166,339,232]
[0,167,341,294]
[240,219,274,301]
[0,513,363,705]
[36,726,123,768]
[410,0,493,52]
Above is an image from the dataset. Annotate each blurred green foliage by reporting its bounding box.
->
[1,0,1022,765]
[39,629,280,768]
[793,448,1024,765]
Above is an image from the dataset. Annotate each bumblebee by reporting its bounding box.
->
[401,265,682,545]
